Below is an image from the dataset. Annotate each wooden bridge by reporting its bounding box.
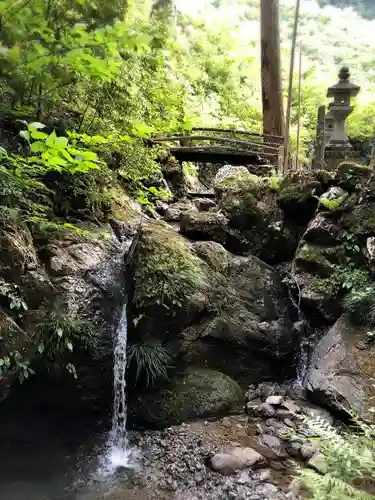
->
[151,127,284,169]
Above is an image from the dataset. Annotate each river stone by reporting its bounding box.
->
[261,434,286,458]
[132,368,243,428]
[266,395,283,406]
[208,447,264,475]
[305,315,375,421]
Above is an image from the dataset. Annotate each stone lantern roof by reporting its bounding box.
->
[327,67,360,101]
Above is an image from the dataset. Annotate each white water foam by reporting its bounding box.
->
[98,303,139,476]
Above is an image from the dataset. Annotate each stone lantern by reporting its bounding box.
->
[324,103,335,145]
[326,66,360,148]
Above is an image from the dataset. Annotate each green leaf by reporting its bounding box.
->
[56,327,63,338]
[66,340,73,352]
[37,343,44,354]
[20,130,30,141]
[30,141,46,153]
[0,359,4,367]
[54,137,69,149]
[45,130,57,147]
[30,130,48,140]
[29,122,46,130]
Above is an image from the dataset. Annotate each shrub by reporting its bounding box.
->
[298,416,375,500]
[127,340,173,387]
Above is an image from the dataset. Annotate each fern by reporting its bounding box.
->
[297,415,375,499]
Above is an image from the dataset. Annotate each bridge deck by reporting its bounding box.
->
[152,128,283,167]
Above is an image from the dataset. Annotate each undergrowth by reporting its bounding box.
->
[298,415,375,499]
[127,340,173,387]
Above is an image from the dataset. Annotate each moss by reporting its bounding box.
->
[336,161,373,177]
[335,162,373,190]
[315,169,335,185]
[133,368,243,427]
[134,221,207,308]
[343,202,375,234]
[296,244,335,277]
[193,241,229,274]
[279,183,319,203]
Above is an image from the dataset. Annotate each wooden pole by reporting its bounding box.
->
[260,0,284,137]
[296,46,303,170]
[283,0,301,172]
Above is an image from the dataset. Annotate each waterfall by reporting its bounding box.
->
[110,302,129,454]
[99,302,134,475]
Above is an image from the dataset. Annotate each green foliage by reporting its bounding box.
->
[134,222,207,308]
[35,298,98,378]
[267,169,283,192]
[127,340,173,387]
[298,415,375,499]
[318,0,375,19]
[318,194,348,211]
[0,278,28,312]
[313,265,370,297]
[343,286,375,325]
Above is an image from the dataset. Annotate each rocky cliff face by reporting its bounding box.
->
[1,159,375,426]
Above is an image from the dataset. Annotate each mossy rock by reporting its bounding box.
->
[134,221,207,308]
[132,368,243,428]
[296,244,335,278]
[335,162,373,191]
[180,211,229,243]
[342,201,375,235]
[192,241,229,274]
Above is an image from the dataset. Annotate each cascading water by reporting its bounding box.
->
[99,302,138,475]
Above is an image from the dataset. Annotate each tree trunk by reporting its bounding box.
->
[260,0,284,137]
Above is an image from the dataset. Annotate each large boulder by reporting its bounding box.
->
[132,368,243,427]
[131,222,298,387]
[0,198,142,407]
[305,315,375,421]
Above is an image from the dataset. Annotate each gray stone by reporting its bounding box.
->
[303,214,342,246]
[247,402,276,418]
[164,201,197,222]
[261,434,287,458]
[266,395,283,406]
[308,451,328,474]
[194,198,217,212]
[209,447,264,475]
[305,315,375,422]
[301,442,319,460]
[281,399,300,415]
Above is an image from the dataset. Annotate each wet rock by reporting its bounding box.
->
[285,441,302,458]
[213,166,253,187]
[305,315,375,422]
[191,241,229,274]
[208,447,264,475]
[281,399,300,415]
